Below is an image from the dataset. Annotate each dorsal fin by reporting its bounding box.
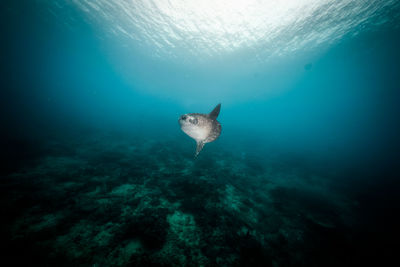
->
[209,103,221,120]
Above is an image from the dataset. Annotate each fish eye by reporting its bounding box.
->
[190,118,198,125]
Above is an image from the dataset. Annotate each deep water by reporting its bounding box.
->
[1,1,400,266]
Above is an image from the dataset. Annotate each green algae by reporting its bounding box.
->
[1,134,358,266]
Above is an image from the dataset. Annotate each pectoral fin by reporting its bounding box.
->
[195,141,205,157]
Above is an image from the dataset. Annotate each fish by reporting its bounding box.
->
[178,103,222,157]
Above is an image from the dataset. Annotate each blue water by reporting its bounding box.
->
[1,1,400,266]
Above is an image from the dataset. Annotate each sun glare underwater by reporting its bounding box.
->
[1,0,400,266]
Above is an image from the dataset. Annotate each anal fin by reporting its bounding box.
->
[195,141,205,157]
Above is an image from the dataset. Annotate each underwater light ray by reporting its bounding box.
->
[67,0,399,61]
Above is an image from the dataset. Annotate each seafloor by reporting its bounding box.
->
[0,131,394,266]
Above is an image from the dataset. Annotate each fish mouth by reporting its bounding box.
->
[178,116,184,125]
[178,115,187,124]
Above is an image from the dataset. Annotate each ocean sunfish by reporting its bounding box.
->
[178,103,222,157]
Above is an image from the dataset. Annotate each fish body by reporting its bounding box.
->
[178,104,221,157]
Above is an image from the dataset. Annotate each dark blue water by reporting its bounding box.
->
[1,1,400,266]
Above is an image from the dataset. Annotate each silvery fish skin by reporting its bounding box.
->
[178,104,221,157]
